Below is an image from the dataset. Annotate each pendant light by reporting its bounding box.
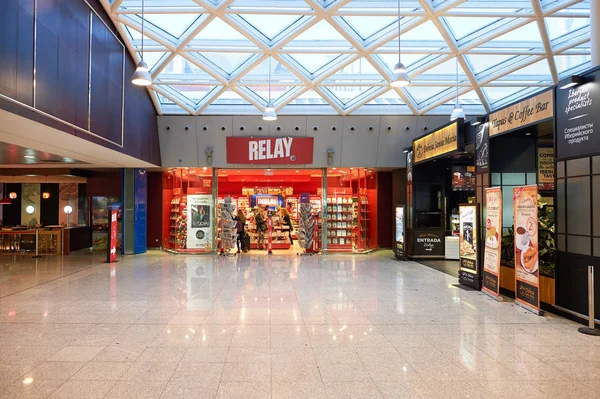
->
[263,56,277,121]
[131,0,152,86]
[450,56,465,121]
[390,0,410,87]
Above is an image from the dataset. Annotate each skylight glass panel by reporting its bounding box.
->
[245,85,297,104]
[124,25,163,48]
[238,57,301,84]
[460,90,482,105]
[486,22,542,47]
[366,89,406,105]
[213,90,251,105]
[169,85,216,104]
[238,14,303,40]
[199,53,255,75]
[284,20,353,50]
[545,16,589,40]
[444,17,500,41]
[483,86,539,106]
[136,52,166,71]
[466,54,520,75]
[341,16,398,40]
[375,53,431,73]
[324,86,377,105]
[415,58,466,83]
[141,14,200,39]
[405,86,452,105]
[287,53,346,75]
[324,58,383,84]
[291,90,329,105]
[399,21,446,49]
[158,55,216,82]
[554,53,592,76]
[189,18,257,48]
[498,59,552,83]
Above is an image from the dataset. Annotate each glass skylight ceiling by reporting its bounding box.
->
[104,0,591,116]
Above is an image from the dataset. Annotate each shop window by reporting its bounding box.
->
[566,176,591,236]
[501,173,526,185]
[593,156,600,175]
[567,235,591,256]
[566,158,590,177]
[526,173,536,184]
[557,161,565,178]
[556,179,565,234]
[501,186,516,233]
[491,173,501,186]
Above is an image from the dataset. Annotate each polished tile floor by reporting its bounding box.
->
[0,251,599,398]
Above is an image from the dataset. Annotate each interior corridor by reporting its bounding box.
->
[0,251,597,399]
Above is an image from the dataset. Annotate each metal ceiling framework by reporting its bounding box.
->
[100,0,591,116]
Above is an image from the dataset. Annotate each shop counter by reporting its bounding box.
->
[445,236,459,260]
[0,228,63,255]
[64,226,92,253]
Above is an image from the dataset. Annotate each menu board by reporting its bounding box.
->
[537,146,554,191]
[475,123,489,172]
[187,194,213,250]
[459,204,479,289]
[513,186,540,314]
[452,166,475,191]
[395,206,405,260]
[483,188,502,299]
[556,71,600,159]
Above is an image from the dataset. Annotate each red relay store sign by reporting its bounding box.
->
[226,137,314,164]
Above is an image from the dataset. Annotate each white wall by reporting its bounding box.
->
[157,115,454,169]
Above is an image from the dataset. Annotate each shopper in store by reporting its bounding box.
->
[255,207,267,250]
[281,208,294,245]
[234,209,247,254]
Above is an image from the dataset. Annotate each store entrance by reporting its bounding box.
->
[217,169,323,254]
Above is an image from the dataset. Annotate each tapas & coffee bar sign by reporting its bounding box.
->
[489,90,553,137]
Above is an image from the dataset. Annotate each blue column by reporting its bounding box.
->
[122,168,147,254]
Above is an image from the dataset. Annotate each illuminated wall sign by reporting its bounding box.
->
[412,120,463,164]
[488,90,553,137]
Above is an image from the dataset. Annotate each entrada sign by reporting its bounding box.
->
[489,90,553,137]
[226,137,314,164]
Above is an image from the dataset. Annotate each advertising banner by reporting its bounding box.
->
[459,204,480,289]
[483,188,502,299]
[537,145,554,191]
[556,72,600,159]
[489,90,553,137]
[187,194,213,250]
[475,122,489,172]
[406,151,413,182]
[413,121,463,164]
[513,186,541,314]
[107,209,118,263]
[226,137,314,164]
[395,206,405,260]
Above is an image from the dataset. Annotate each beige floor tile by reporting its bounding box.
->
[104,380,167,399]
[47,346,104,362]
[70,361,132,381]
[21,362,85,382]
[120,361,177,381]
[137,346,186,363]
[226,347,270,363]
[48,380,116,399]
[182,347,229,363]
[271,348,320,382]
[170,363,224,382]
[160,381,219,399]
[220,361,271,382]
[1,379,63,399]
[314,348,371,382]
[216,382,271,399]
[271,381,327,399]
[323,381,384,399]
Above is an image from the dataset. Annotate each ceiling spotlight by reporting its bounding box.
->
[263,57,277,121]
[471,116,485,126]
[450,103,465,121]
[558,75,583,90]
[131,0,152,86]
[391,62,410,87]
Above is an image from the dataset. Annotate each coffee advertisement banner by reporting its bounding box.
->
[489,91,553,137]
[413,122,461,164]
[556,71,600,159]
[459,204,478,271]
[483,188,502,298]
[513,186,540,313]
[537,146,554,191]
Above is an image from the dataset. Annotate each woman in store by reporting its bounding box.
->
[234,209,247,254]
[255,207,266,250]
[280,208,294,245]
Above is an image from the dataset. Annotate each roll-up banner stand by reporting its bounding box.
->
[394,205,406,260]
[483,188,503,300]
[459,204,481,290]
[187,194,213,250]
[513,185,543,315]
[106,208,118,263]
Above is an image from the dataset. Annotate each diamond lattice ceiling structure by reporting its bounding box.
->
[101,0,591,116]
